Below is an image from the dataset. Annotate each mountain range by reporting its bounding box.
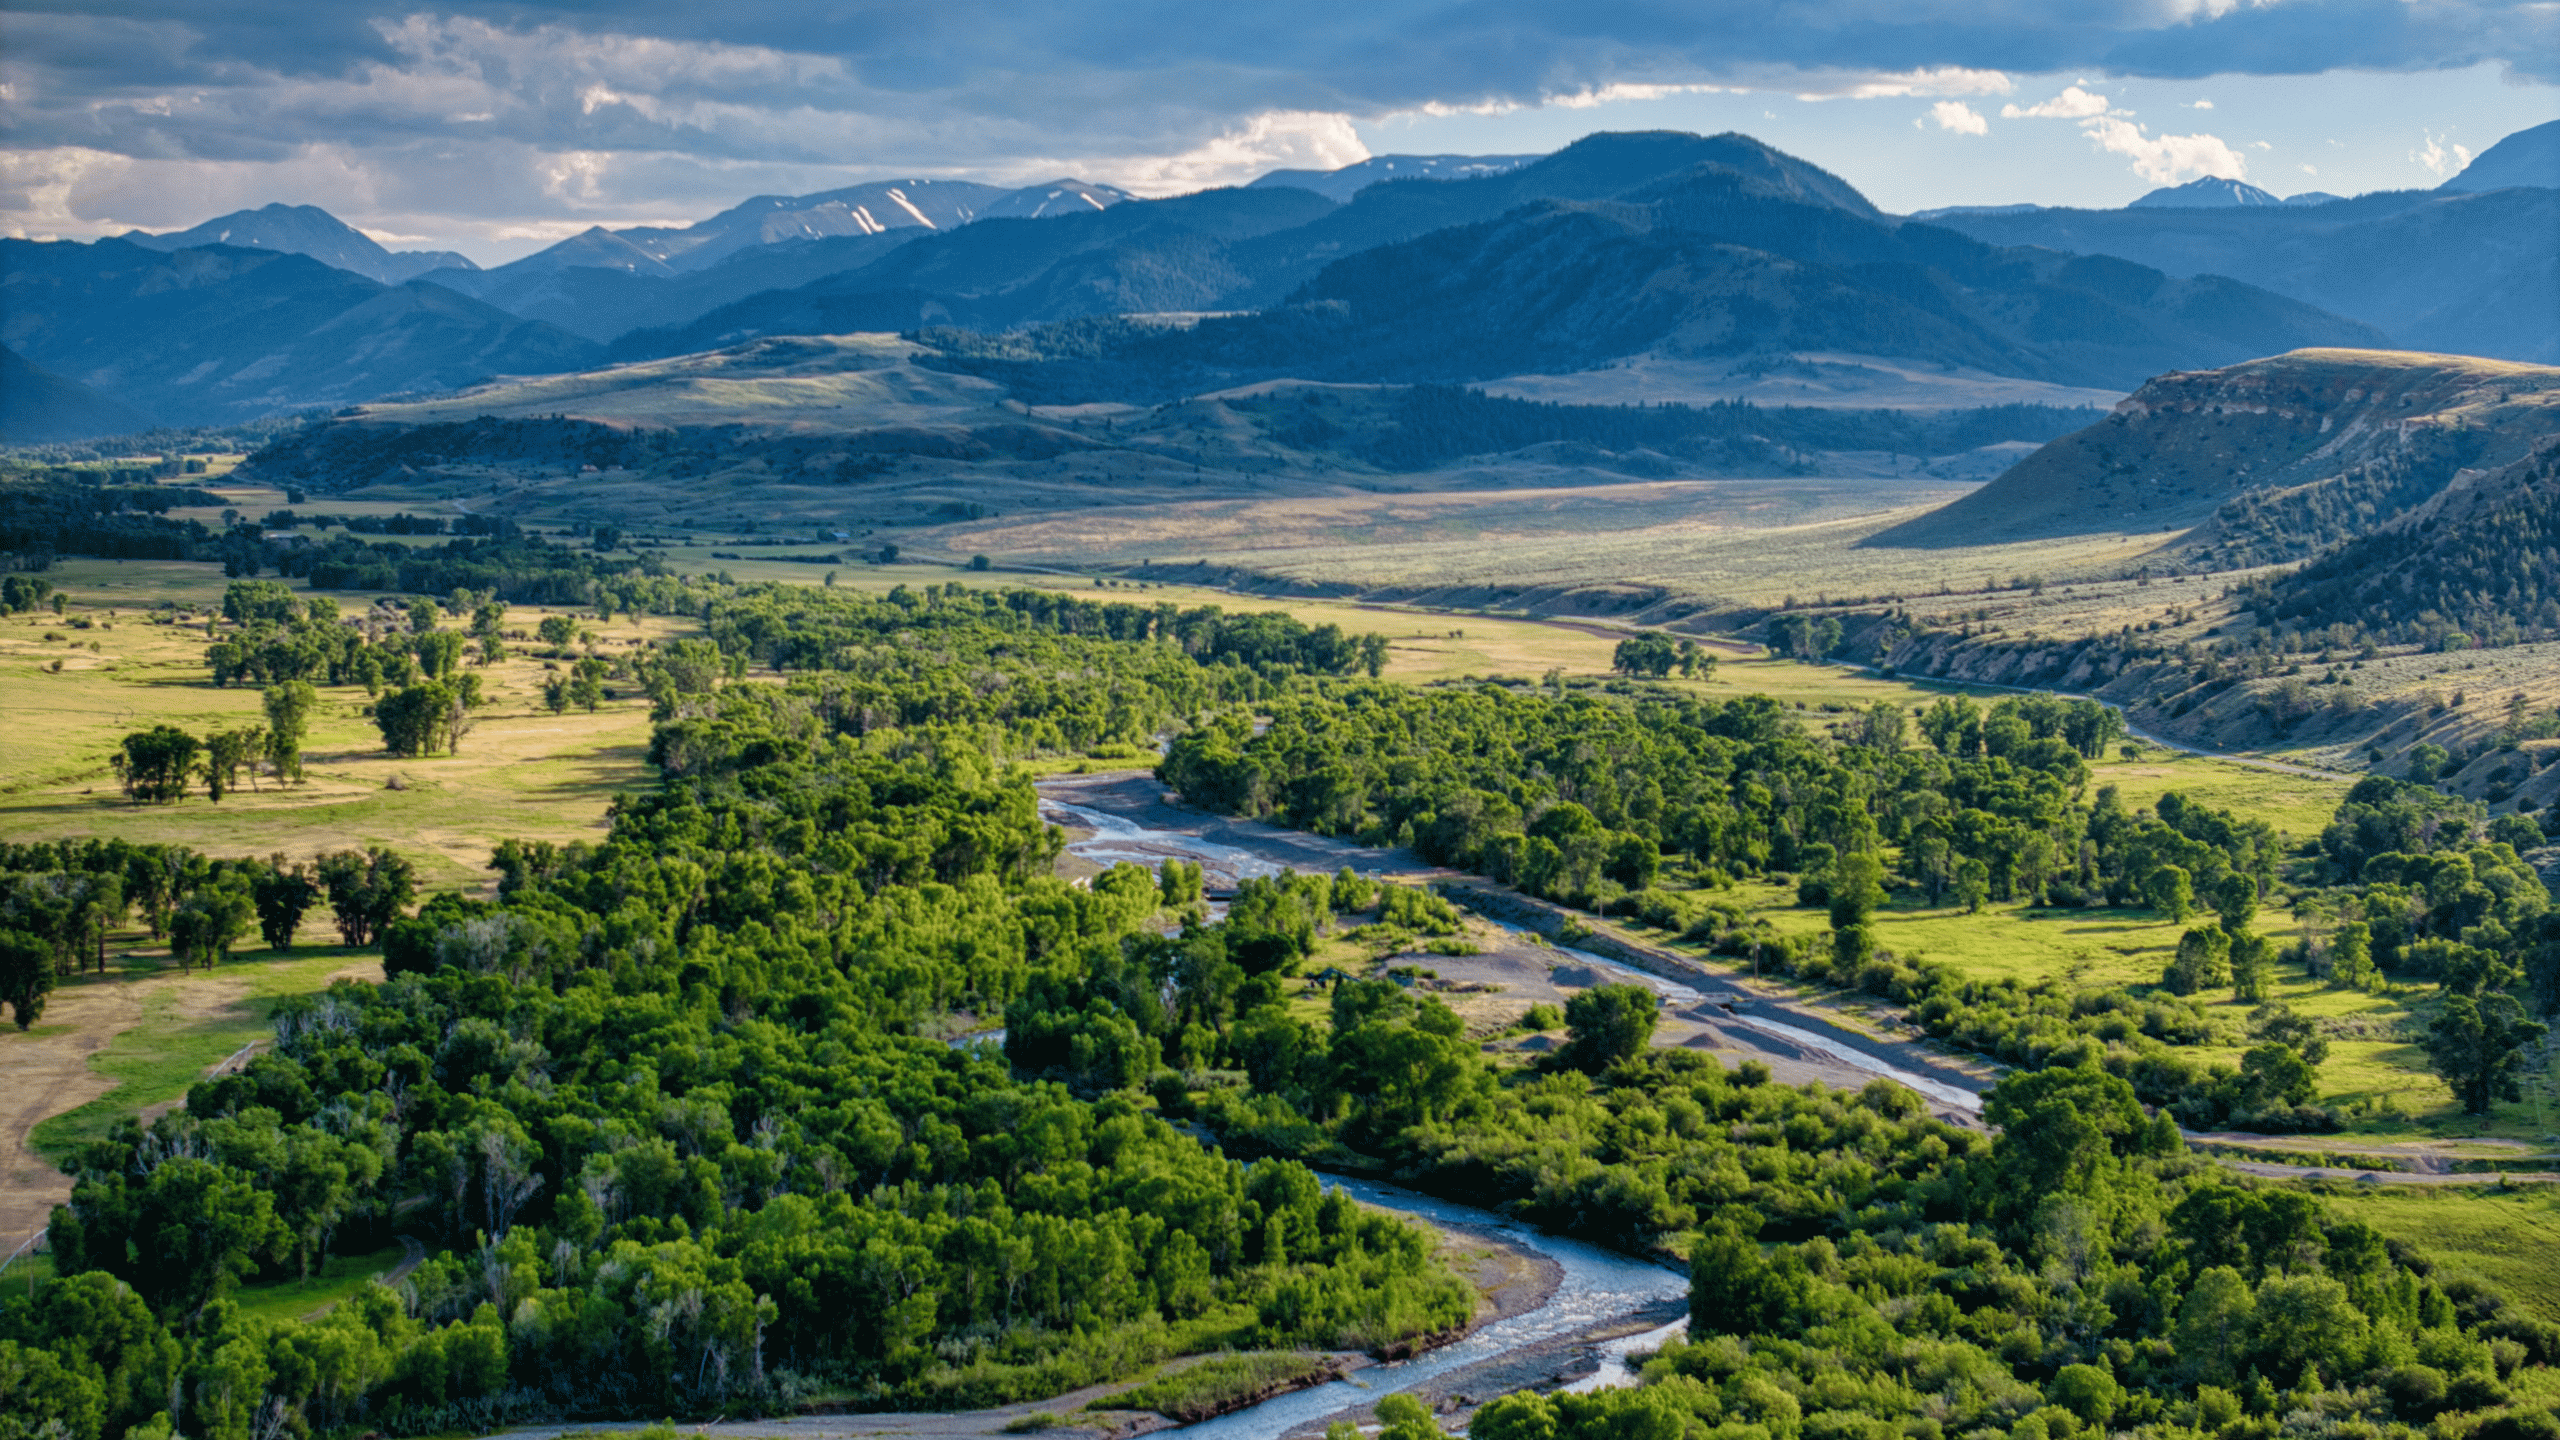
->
[889,135,2383,399]
[1910,119,2559,362]
[5,122,2550,439]
[0,239,598,428]
[1245,153,1540,202]
[120,203,478,285]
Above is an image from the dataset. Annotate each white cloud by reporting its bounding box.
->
[2252,140,2271,149]
[1095,110,1369,196]
[1798,66,2014,100]
[2189,99,2214,109]
[2081,115,2248,184]
[2413,131,2473,176]
[2299,163,2318,175]
[2001,85,2110,119]
[1546,82,1739,109]
[1929,101,1990,135]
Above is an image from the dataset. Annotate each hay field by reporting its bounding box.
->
[921,477,2188,609]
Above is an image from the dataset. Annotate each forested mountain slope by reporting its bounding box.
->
[422,229,920,342]
[0,239,600,427]
[910,174,2383,400]
[0,345,157,441]
[607,184,1341,357]
[2244,433,2560,650]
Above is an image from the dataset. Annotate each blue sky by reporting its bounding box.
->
[1358,64,2557,213]
[2,2,2553,262]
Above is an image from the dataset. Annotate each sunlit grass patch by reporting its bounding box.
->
[2315,1184,2560,1323]
[229,1246,405,1325]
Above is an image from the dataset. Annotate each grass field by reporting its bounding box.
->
[1,576,664,886]
[227,1245,406,1325]
[2315,1184,2560,1322]
[912,477,2192,610]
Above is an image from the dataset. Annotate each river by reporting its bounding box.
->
[1036,775,1985,1117]
[1176,1176,1687,1440]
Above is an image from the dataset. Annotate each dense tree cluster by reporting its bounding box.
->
[1467,1063,2560,1440]
[1159,683,2367,1132]
[13,595,1457,1440]
[0,474,222,565]
[1162,686,2209,915]
[0,839,344,1028]
[14,586,2559,1440]
[2296,775,2557,1115]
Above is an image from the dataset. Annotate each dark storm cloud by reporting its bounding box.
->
[9,1,2555,165]
[2,0,2550,249]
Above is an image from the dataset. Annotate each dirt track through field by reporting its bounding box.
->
[0,972,146,1247]
[0,954,363,1249]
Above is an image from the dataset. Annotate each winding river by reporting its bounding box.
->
[1020,777,2006,1437]
[1036,780,1986,1117]
[1179,1176,1687,1440]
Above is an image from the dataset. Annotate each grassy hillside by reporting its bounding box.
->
[1868,348,2560,551]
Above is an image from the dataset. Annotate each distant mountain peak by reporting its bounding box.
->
[978,179,1137,219]
[2127,176,2282,209]
[1536,131,1885,220]
[1248,153,1542,202]
[122,203,477,284]
[2438,117,2560,193]
[494,176,1133,280]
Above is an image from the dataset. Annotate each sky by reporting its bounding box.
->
[3,1,2554,265]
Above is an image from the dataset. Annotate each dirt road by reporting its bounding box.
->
[0,970,148,1246]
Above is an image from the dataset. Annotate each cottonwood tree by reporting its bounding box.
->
[112,726,200,805]
[261,680,316,782]
[0,928,53,1028]
[170,883,254,970]
[201,726,264,800]
[1557,983,1660,1073]
[1612,632,1680,678]
[2426,990,2547,1114]
[250,859,320,950]
[317,847,415,946]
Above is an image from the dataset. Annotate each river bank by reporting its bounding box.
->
[492,1173,1679,1440]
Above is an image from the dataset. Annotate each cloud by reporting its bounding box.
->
[2189,99,2214,108]
[2001,85,2110,119]
[2300,163,2318,174]
[3,1,2553,255]
[1928,101,1990,135]
[1096,110,1371,195]
[2081,115,2249,184]
[1994,78,2250,186]
[2413,130,2474,176]
[1802,67,2014,100]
